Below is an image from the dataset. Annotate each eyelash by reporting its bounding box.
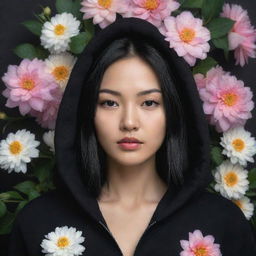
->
[99,100,160,108]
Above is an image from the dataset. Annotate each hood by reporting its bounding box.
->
[54,17,212,226]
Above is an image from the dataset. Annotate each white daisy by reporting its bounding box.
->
[45,52,77,91]
[43,130,55,153]
[40,12,80,54]
[213,160,249,199]
[0,129,40,174]
[220,126,256,167]
[41,226,86,256]
[232,196,254,220]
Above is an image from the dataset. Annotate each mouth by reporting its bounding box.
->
[117,137,143,144]
[117,141,143,150]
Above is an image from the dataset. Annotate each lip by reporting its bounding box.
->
[118,142,142,150]
[117,137,143,143]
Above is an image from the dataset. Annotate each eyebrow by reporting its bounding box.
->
[98,88,162,96]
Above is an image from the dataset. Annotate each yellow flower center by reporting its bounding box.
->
[233,199,242,209]
[224,171,238,187]
[179,28,196,43]
[193,246,208,256]
[54,24,66,36]
[52,66,69,81]
[143,0,159,10]
[232,138,245,152]
[222,92,238,106]
[57,236,70,248]
[98,0,112,8]
[20,78,35,90]
[9,141,23,155]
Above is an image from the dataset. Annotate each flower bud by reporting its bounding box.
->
[44,7,51,16]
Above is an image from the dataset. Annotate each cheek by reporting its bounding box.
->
[94,111,116,139]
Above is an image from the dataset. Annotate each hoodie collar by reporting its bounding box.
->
[54,17,212,225]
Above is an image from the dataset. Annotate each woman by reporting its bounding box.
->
[9,17,256,256]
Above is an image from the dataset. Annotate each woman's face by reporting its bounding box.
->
[94,56,166,167]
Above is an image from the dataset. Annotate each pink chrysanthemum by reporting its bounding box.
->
[122,0,180,28]
[30,87,62,129]
[221,3,256,66]
[180,230,222,256]
[198,69,254,133]
[1,58,59,116]
[194,66,228,90]
[163,11,210,66]
[80,0,128,29]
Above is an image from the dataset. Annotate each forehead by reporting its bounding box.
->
[99,56,161,94]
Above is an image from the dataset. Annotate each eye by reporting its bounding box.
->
[98,100,160,108]
[99,100,118,108]
[143,100,160,107]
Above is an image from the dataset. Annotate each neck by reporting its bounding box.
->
[97,158,168,207]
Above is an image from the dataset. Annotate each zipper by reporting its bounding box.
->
[99,219,158,256]
[133,220,157,255]
[99,220,124,255]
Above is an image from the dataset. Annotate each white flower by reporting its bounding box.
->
[232,196,254,220]
[0,129,40,173]
[220,126,256,167]
[43,130,55,153]
[40,12,80,54]
[41,226,86,256]
[213,160,249,199]
[45,52,77,92]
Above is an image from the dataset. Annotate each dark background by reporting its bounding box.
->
[0,0,256,255]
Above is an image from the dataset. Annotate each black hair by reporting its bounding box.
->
[78,36,189,198]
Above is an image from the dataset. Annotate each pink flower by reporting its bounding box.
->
[194,66,227,90]
[163,11,210,66]
[30,86,62,129]
[1,58,59,116]
[122,0,180,28]
[221,3,256,66]
[198,68,254,133]
[80,0,128,29]
[180,230,222,256]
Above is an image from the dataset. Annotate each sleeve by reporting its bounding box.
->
[8,217,28,256]
[226,204,256,255]
[236,216,256,255]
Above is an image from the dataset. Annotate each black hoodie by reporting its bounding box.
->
[8,17,256,256]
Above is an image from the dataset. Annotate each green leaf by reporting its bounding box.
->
[181,0,204,9]
[71,0,83,20]
[70,32,90,54]
[0,201,7,218]
[14,181,37,196]
[13,44,48,60]
[13,43,37,59]
[28,190,40,201]
[248,168,256,189]
[22,20,43,36]
[212,35,229,57]
[202,0,224,24]
[35,46,49,59]
[211,146,224,166]
[33,158,55,183]
[56,0,73,13]
[193,57,217,75]
[246,191,256,197]
[207,17,235,39]
[0,191,24,200]
[15,201,29,214]
[0,211,15,235]
[83,19,95,38]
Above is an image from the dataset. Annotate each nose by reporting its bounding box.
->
[119,104,139,132]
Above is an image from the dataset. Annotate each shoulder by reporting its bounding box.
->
[15,189,71,223]
[194,191,255,236]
